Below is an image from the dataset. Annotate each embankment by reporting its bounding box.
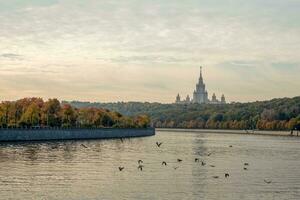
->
[157,128,298,137]
[0,128,155,142]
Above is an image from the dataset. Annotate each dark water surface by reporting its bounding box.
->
[0,130,299,200]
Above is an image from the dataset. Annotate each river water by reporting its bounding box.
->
[0,130,299,200]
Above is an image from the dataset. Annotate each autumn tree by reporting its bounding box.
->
[42,99,61,127]
[61,104,77,128]
[101,113,114,127]
[134,115,151,128]
[19,102,41,127]
[0,97,151,129]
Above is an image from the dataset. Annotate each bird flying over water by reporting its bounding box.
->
[195,158,199,162]
[119,167,124,171]
[201,161,206,166]
[177,159,183,162]
[156,142,163,147]
[264,179,272,184]
[138,165,144,171]
[162,161,167,166]
[225,173,230,178]
[138,160,143,164]
[81,144,88,148]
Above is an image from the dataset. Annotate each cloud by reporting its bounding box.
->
[0,53,23,60]
[0,0,59,11]
[100,55,200,65]
[271,62,300,70]
[0,0,299,102]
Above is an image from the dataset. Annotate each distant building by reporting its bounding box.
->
[175,66,226,105]
[211,93,218,104]
[221,94,226,104]
[193,66,209,104]
[176,94,191,104]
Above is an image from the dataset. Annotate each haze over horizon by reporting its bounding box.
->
[0,0,299,103]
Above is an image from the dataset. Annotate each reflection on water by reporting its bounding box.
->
[0,130,300,200]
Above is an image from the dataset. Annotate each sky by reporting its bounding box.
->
[0,0,299,103]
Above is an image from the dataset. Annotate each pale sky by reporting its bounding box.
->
[0,0,299,103]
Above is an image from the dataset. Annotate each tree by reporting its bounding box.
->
[261,109,277,121]
[42,99,61,127]
[0,101,11,127]
[101,113,114,127]
[134,115,151,128]
[61,104,77,128]
[288,118,298,130]
[19,102,41,127]
[0,98,152,129]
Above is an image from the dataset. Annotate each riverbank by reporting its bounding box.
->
[0,128,155,142]
[157,128,298,137]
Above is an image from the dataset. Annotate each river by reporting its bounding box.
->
[0,129,299,200]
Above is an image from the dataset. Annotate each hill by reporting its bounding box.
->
[64,97,300,131]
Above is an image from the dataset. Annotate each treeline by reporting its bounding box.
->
[0,98,150,128]
[66,96,300,131]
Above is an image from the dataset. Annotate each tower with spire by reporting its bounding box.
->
[221,94,226,104]
[175,66,226,105]
[193,66,209,103]
[176,93,181,103]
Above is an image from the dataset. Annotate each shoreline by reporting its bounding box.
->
[157,128,299,137]
[0,128,155,142]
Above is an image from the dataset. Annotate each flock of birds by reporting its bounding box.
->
[81,140,272,184]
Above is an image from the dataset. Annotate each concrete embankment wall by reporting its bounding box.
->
[0,128,155,142]
[157,128,296,137]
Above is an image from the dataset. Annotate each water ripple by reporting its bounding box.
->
[0,130,300,200]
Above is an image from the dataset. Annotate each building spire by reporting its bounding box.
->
[200,66,202,78]
[199,66,203,83]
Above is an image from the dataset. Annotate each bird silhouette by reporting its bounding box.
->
[119,167,124,171]
[138,165,144,171]
[177,159,183,162]
[120,138,124,143]
[138,160,143,164]
[229,145,233,148]
[162,161,167,166]
[264,179,272,184]
[206,153,212,156]
[210,165,215,168]
[244,163,249,166]
[156,142,163,147]
[174,166,179,170]
[81,144,88,148]
[201,161,206,166]
[225,173,230,178]
[244,167,248,170]
[195,158,200,162]
[213,176,219,179]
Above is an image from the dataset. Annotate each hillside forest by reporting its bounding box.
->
[66,96,300,131]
